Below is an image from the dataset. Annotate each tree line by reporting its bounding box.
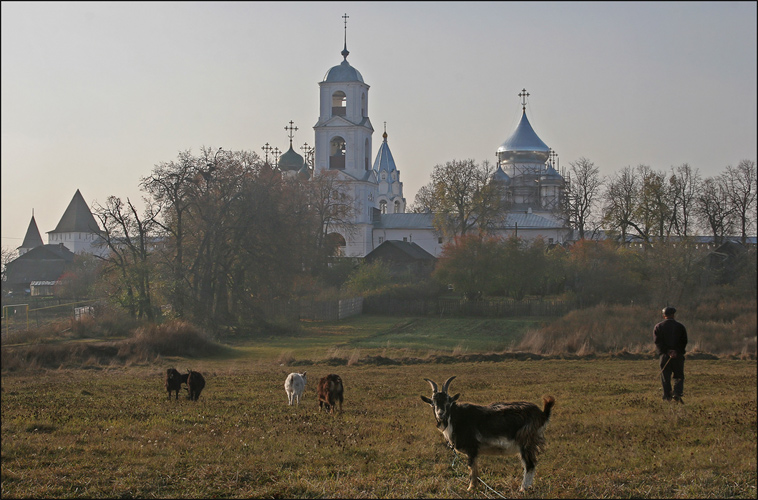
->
[19,150,755,329]
[411,158,756,246]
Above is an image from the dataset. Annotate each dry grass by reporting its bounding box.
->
[1,358,755,498]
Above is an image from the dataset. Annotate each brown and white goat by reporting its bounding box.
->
[186,369,205,401]
[317,374,343,414]
[165,368,185,400]
[421,376,555,492]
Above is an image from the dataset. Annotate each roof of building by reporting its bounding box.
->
[365,240,436,262]
[372,130,398,175]
[48,189,101,234]
[323,42,364,83]
[375,211,562,231]
[375,212,436,229]
[4,244,75,287]
[20,215,44,249]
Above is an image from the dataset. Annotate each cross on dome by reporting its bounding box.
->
[519,88,530,112]
[285,120,298,147]
[341,13,350,60]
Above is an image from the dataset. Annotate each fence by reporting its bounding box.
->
[1,299,101,338]
[255,297,364,322]
[363,296,574,317]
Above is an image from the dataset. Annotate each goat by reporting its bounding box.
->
[284,371,307,406]
[186,369,206,401]
[317,374,343,414]
[165,368,186,400]
[421,376,555,492]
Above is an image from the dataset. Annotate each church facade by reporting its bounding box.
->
[279,21,569,258]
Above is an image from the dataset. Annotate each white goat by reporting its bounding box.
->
[284,371,307,406]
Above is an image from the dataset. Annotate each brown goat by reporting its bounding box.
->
[165,368,186,400]
[317,374,343,414]
[186,369,205,401]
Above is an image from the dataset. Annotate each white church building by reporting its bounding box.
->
[276,19,569,258]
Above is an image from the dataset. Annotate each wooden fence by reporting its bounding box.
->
[363,296,574,317]
[256,297,364,322]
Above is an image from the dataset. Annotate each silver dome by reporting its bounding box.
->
[323,60,364,83]
[497,111,550,163]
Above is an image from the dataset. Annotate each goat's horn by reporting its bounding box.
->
[442,376,456,393]
[424,378,438,393]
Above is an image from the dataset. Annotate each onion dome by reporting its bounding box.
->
[297,164,312,180]
[540,163,564,184]
[490,165,511,184]
[278,146,304,172]
[497,110,550,164]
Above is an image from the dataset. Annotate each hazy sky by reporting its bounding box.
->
[2,1,756,249]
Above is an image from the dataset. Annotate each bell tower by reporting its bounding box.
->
[313,13,374,179]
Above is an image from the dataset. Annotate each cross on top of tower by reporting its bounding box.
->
[285,120,298,147]
[341,13,350,60]
[519,88,530,112]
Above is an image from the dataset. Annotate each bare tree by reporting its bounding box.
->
[92,196,160,320]
[668,163,701,237]
[695,175,734,245]
[602,166,639,243]
[636,165,672,240]
[723,159,757,245]
[562,157,603,240]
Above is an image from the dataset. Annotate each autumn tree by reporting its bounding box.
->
[668,163,701,237]
[564,239,647,307]
[432,232,503,300]
[412,159,507,238]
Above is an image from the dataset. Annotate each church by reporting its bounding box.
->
[276,17,569,258]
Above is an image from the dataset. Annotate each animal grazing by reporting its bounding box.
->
[317,374,344,414]
[421,376,555,492]
[186,369,206,401]
[284,371,307,406]
[165,368,186,400]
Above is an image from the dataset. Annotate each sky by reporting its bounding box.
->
[2,1,756,250]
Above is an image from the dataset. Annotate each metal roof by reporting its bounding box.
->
[20,215,44,249]
[323,60,364,83]
[372,132,398,174]
[48,189,101,234]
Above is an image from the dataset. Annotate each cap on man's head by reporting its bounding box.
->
[663,306,677,316]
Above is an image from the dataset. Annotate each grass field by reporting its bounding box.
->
[1,316,756,498]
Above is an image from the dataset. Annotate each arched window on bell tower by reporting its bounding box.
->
[379,200,387,214]
[361,92,366,117]
[332,91,347,117]
[330,136,346,169]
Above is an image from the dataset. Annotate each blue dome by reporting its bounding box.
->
[497,111,550,163]
[491,166,511,184]
[323,60,364,83]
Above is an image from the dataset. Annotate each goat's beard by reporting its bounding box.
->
[435,415,449,430]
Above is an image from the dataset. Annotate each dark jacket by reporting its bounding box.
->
[654,318,688,356]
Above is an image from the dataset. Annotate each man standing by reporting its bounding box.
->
[654,306,688,403]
